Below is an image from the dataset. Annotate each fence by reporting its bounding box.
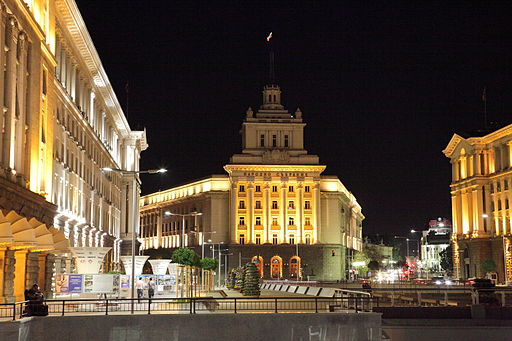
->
[0,296,375,321]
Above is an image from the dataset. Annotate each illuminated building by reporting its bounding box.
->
[140,79,363,280]
[419,218,451,273]
[0,0,146,302]
[444,126,512,283]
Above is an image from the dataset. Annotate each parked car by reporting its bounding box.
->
[432,276,453,286]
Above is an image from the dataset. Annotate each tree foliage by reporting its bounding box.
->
[200,257,219,271]
[439,244,453,272]
[171,247,200,266]
[481,258,497,273]
[368,260,380,271]
[234,267,244,290]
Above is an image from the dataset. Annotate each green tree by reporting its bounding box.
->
[227,269,236,289]
[439,244,453,272]
[481,258,497,273]
[242,263,261,296]
[353,251,370,276]
[200,257,219,271]
[171,247,200,266]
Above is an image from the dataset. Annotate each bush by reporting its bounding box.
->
[242,263,260,296]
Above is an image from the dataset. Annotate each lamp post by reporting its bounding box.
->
[164,211,203,247]
[410,229,421,259]
[102,167,166,312]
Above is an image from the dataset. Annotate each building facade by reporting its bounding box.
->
[420,218,451,273]
[140,81,363,281]
[444,126,512,283]
[0,0,146,302]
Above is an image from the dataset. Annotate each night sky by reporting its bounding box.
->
[75,1,511,236]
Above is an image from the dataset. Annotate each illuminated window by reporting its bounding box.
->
[289,217,295,225]
[255,185,261,192]
[272,201,278,209]
[284,135,289,147]
[272,217,278,225]
[497,182,501,192]
[272,135,277,147]
[289,186,294,192]
[288,201,295,209]
[239,200,245,209]
[289,235,295,244]
[255,234,261,245]
[239,216,245,225]
[42,68,48,95]
[305,234,311,245]
[305,217,311,225]
[498,200,502,211]
[255,217,262,225]
[272,185,278,192]
[260,134,265,147]
[255,200,261,209]
[272,234,278,244]
[239,234,245,245]
[305,185,310,193]
[239,185,245,192]
[304,201,311,209]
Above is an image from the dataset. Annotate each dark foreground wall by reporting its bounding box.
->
[10,313,381,341]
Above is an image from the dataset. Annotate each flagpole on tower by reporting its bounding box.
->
[266,32,275,85]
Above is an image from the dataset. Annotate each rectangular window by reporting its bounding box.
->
[288,201,295,209]
[272,201,278,209]
[260,134,265,147]
[239,200,245,209]
[289,186,294,192]
[255,217,262,225]
[239,216,245,225]
[304,201,311,209]
[255,200,261,209]
[255,234,261,245]
[239,185,245,192]
[272,185,278,192]
[305,234,311,245]
[498,200,502,210]
[506,180,509,190]
[272,135,277,147]
[305,185,310,193]
[497,182,501,192]
[289,217,295,225]
[272,234,278,245]
[490,184,494,193]
[284,135,289,147]
[507,199,510,210]
[255,185,261,192]
[42,68,48,95]
[239,234,245,245]
[289,235,295,244]
[305,217,311,225]
[272,217,278,225]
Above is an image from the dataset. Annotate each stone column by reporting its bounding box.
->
[13,250,28,302]
[313,183,320,243]
[281,181,287,243]
[230,182,237,244]
[14,31,27,176]
[3,17,18,170]
[297,182,303,243]
[156,208,162,248]
[247,182,254,243]
[1,250,16,303]
[0,6,7,166]
[264,182,270,243]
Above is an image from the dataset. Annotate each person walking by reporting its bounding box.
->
[136,277,145,303]
[148,277,155,301]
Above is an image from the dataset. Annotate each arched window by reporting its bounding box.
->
[268,94,272,102]
[289,256,301,279]
[270,256,282,279]
[251,256,264,278]
[273,94,276,102]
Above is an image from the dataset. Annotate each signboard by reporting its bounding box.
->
[83,274,119,294]
[120,275,130,289]
[55,274,83,293]
[70,247,112,274]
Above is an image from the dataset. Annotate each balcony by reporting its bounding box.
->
[287,225,297,230]
[304,224,314,230]
[271,224,281,230]
[254,224,264,230]
[237,224,247,230]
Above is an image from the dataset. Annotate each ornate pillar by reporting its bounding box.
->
[264,182,270,243]
[297,182,303,243]
[3,16,18,170]
[313,183,320,243]
[14,31,27,177]
[230,182,237,244]
[0,6,7,167]
[281,180,287,243]
[247,182,254,243]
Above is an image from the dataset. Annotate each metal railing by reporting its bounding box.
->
[0,296,375,320]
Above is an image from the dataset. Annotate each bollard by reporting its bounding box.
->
[444,291,448,306]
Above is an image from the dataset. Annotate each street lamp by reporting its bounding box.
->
[410,229,421,258]
[394,236,411,258]
[101,167,166,312]
[164,211,203,247]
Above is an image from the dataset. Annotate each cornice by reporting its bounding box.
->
[224,164,326,174]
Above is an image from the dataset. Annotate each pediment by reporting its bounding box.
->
[442,134,474,159]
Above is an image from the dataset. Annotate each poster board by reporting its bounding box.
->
[83,274,119,294]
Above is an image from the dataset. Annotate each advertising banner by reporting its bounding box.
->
[55,274,83,293]
[83,274,119,294]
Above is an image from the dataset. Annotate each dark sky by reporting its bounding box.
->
[75,1,511,236]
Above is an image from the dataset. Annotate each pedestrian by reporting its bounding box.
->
[136,277,144,303]
[148,277,155,300]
